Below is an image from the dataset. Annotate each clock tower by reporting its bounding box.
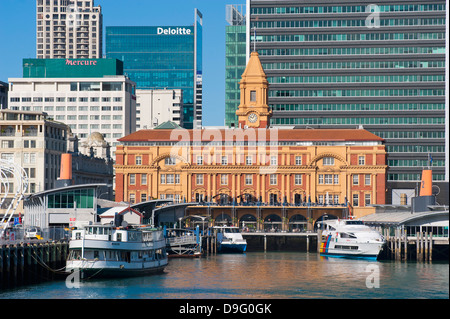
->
[236,51,272,129]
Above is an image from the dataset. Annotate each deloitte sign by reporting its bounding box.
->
[157,27,192,35]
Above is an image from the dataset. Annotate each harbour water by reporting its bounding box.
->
[0,252,448,299]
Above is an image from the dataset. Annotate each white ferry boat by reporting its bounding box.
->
[319,219,385,260]
[66,224,168,278]
[212,226,247,253]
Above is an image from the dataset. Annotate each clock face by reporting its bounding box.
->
[248,113,258,123]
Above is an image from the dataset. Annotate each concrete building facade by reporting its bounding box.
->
[136,89,183,130]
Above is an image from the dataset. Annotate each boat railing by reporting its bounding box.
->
[168,235,198,246]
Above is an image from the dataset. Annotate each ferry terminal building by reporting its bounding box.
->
[114,52,387,227]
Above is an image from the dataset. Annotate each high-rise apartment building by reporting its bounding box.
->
[106,9,203,129]
[225,4,247,127]
[247,0,448,205]
[36,0,103,59]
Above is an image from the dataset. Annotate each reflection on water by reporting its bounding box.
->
[1,252,448,299]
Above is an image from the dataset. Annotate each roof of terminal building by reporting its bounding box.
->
[154,121,182,130]
[360,206,449,226]
[118,128,384,143]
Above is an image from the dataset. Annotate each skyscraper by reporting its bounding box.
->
[225,4,247,127]
[106,9,203,129]
[36,0,103,59]
[247,0,448,204]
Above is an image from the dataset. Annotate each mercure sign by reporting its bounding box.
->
[65,59,98,66]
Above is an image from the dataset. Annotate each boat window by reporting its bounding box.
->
[335,245,359,250]
[117,233,122,241]
[340,232,357,239]
[224,228,238,233]
[345,220,364,225]
[93,227,97,235]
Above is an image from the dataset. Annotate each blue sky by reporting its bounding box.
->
[0,0,245,126]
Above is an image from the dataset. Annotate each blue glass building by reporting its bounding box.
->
[106,9,203,129]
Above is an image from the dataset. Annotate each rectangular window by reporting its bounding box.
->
[334,174,339,184]
[196,174,204,185]
[270,174,277,185]
[166,174,174,184]
[221,174,228,185]
[334,195,339,204]
[129,174,135,185]
[196,156,203,165]
[318,174,324,184]
[359,156,365,165]
[160,174,165,184]
[141,174,147,185]
[353,194,359,206]
[323,157,335,165]
[141,193,147,203]
[136,156,142,165]
[295,156,302,165]
[129,193,135,204]
[270,155,277,165]
[325,174,333,184]
[221,156,228,165]
[246,156,252,165]
[318,195,324,204]
[245,174,253,185]
[353,174,359,185]
[165,157,176,165]
[365,194,371,206]
[250,90,256,102]
[365,174,371,185]
[175,174,180,184]
[295,174,302,185]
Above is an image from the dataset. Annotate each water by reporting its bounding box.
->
[1,252,448,299]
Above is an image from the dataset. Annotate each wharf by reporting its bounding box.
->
[0,241,69,290]
[243,232,318,252]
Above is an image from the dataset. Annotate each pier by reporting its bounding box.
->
[379,229,449,261]
[201,231,319,254]
[0,241,68,290]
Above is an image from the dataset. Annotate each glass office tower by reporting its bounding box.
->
[225,4,247,127]
[106,9,203,129]
[248,0,447,204]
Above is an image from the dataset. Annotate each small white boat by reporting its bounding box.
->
[319,219,385,260]
[66,224,168,278]
[212,226,247,253]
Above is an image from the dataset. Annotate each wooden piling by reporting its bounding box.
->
[429,232,433,261]
[403,229,408,261]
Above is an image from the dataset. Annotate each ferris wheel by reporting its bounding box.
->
[0,159,29,239]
